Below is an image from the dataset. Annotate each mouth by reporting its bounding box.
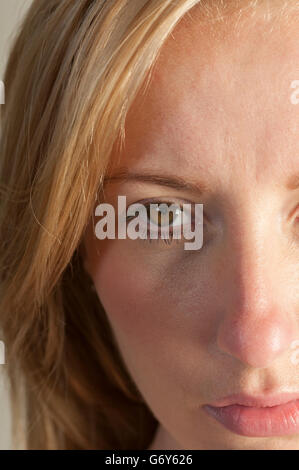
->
[202,393,299,437]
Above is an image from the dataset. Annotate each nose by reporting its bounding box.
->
[216,217,297,368]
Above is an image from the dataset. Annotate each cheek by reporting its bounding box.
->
[91,242,177,343]
[89,240,217,345]
[87,240,221,397]
[89,242,186,410]
[85,239,234,448]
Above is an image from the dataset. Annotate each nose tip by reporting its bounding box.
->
[217,314,295,368]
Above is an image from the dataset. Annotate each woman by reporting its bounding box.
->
[0,0,299,450]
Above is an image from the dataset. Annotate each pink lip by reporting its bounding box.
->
[203,393,299,437]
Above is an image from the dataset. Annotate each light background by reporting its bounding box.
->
[0,0,33,450]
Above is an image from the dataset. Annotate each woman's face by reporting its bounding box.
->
[83,9,299,449]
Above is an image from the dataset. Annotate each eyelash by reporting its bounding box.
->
[139,230,180,246]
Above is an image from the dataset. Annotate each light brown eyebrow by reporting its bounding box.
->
[104,170,299,194]
[104,169,212,196]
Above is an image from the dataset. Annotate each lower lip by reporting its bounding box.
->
[203,399,299,437]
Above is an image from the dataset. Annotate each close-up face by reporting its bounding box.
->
[83,5,299,449]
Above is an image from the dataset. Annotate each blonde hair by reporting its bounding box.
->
[0,0,297,450]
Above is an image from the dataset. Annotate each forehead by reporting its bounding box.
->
[115,5,299,186]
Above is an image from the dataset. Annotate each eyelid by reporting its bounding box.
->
[126,196,196,207]
[126,197,195,219]
[125,197,209,224]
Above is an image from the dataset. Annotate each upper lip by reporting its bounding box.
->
[206,392,299,408]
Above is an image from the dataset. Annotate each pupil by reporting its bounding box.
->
[147,204,178,227]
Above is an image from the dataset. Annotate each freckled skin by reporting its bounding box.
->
[83,5,299,450]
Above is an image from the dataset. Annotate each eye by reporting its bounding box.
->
[125,197,200,247]
[145,202,183,229]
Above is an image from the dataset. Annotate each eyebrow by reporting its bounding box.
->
[104,169,299,194]
[104,169,211,196]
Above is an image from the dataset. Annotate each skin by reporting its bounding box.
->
[83,4,299,450]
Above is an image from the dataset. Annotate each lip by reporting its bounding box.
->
[202,393,299,437]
